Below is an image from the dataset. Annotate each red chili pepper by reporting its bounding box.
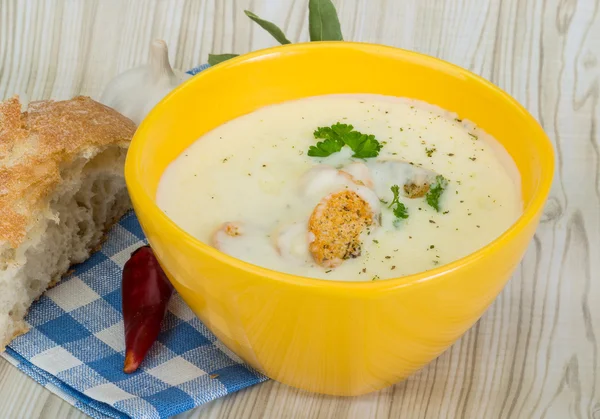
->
[122,245,174,373]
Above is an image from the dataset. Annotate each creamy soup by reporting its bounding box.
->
[157,94,522,281]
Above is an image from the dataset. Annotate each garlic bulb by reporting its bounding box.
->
[100,39,191,125]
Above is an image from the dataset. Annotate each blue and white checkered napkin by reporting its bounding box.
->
[1,64,268,419]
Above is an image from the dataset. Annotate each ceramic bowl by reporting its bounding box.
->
[125,42,554,396]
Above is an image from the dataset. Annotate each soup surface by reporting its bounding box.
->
[157,94,522,281]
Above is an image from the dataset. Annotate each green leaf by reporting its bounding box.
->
[244,10,291,45]
[308,0,343,41]
[388,185,401,209]
[426,175,448,212]
[352,134,382,158]
[313,126,338,142]
[340,131,365,150]
[308,122,383,158]
[393,202,409,219]
[313,123,353,147]
[389,185,409,225]
[330,122,354,136]
[208,54,239,66]
[307,138,344,157]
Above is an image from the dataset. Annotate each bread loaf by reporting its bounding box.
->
[0,96,136,350]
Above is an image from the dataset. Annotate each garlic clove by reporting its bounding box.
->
[149,39,177,81]
[99,39,192,126]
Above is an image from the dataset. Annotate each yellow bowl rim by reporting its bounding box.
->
[125,41,555,292]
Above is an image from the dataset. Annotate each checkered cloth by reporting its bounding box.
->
[1,64,268,419]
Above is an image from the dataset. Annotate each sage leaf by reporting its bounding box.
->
[244,10,291,45]
[208,54,239,66]
[308,0,343,41]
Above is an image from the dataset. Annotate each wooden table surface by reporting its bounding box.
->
[0,0,599,418]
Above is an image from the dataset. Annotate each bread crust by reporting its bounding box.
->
[0,96,136,248]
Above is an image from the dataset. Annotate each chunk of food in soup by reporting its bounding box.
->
[156,94,522,281]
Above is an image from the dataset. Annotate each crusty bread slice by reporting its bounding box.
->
[0,96,136,351]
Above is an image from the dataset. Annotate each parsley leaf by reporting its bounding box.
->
[426,175,448,212]
[388,185,401,208]
[308,122,383,158]
[307,138,344,157]
[331,122,354,137]
[352,134,383,158]
[393,202,409,219]
[340,131,364,150]
[389,185,409,226]
[308,123,353,156]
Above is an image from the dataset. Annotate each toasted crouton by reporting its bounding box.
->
[211,221,243,250]
[403,182,430,198]
[366,160,438,199]
[308,190,375,269]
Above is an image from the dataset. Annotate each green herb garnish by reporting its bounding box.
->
[307,122,383,158]
[307,137,344,157]
[350,133,383,158]
[314,123,353,146]
[389,185,409,227]
[426,175,448,212]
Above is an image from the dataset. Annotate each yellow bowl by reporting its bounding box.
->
[125,42,554,396]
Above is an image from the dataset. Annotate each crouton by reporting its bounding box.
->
[308,190,375,269]
[211,221,244,250]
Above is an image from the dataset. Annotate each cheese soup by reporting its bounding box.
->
[156,94,522,281]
